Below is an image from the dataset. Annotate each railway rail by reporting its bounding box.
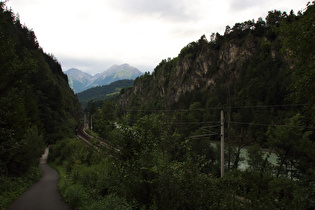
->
[76,123,120,155]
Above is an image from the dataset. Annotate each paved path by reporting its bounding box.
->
[7,147,71,210]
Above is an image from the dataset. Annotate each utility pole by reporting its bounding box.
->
[84,114,86,129]
[221,110,225,177]
[91,115,93,132]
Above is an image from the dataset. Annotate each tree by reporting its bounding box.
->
[0,2,80,174]
[267,113,313,179]
[280,2,315,118]
[101,101,115,121]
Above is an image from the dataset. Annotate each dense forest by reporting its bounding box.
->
[1,1,314,209]
[77,79,134,109]
[0,2,81,208]
[47,2,314,209]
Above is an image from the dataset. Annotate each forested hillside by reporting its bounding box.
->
[118,8,314,113]
[0,3,81,207]
[118,5,315,143]
[46,2,314,209]
[77,79,134,109]
[43,2,315,209]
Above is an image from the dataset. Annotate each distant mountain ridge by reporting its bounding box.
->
[65,64,142,93]
[65,68,96,93]
[77,79,134,108]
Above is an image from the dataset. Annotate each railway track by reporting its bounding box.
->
[76,123,120,155]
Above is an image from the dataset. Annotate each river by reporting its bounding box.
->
[210,143,278,170]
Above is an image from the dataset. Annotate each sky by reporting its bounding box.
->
[5,0,308,75]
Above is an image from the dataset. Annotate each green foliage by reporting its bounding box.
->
[35,2,315,209]
[116,4,308,158]
[63,184,91,209]
[247,143,270,172]
[78,79,134,109]
[51,113,313,209]
[91,4,315,208]
[86,194,131,210]
[221,170,308,209]
[0,2,81,178]
[89,101,116,139]
[267,113,314,181]
[279,2,315,121]
[7,126,45,175]
[0,167,41,209]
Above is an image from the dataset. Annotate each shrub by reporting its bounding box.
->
[64,184,91,209]
[85,193,131,210]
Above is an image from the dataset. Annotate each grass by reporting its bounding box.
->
[85,129,99,138]
[0,167,42,210]
[48,140,132,209]
[48,162,68,198]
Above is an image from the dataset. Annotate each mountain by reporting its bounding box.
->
[65,68,95,93]
[87,64,142,88]
[65,64,142,93]
[77,79,134,108]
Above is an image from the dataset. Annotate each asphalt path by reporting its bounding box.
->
[7,147,71,210]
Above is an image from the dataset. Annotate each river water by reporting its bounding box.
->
[238,147,278,170]
[210,143,278,170]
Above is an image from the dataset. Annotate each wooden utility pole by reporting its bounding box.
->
[221,110,225,177]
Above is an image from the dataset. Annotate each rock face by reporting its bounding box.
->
[118,33,269,109]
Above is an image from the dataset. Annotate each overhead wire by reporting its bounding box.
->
[105,103,313,131]
[121,103,312,128]
[123,103,307,112]
[228,121,315,129]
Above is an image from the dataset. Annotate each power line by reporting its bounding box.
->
[166,121,220,125]
[228,121,315,129]
[123,104,307,112]
[118,104,313,130]
[226,104,307,109]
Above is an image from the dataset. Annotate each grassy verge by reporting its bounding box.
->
[85,129,99,138]
[0,167,42,210]
[48,138,132,209]
[48,162,69,203]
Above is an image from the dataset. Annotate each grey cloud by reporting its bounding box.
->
[228,0,264,10]
[59,57,118,75]
[228,0,275,12]
[59,56,151,75]
[110,0,196,22]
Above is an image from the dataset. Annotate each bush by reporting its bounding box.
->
[64,184,91,209]
[85,194,131,210]
[0,167,41,209]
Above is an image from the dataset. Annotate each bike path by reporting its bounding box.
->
[7,148,71,210]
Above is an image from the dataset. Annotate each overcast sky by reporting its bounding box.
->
[5,0,307,75]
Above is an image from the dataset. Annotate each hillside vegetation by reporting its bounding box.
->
[77,79,134,109]
[117,4,315,149]
[48,2,315,209]
[0,3,81,208]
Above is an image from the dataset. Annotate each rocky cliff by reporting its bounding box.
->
[118,16,287,111]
